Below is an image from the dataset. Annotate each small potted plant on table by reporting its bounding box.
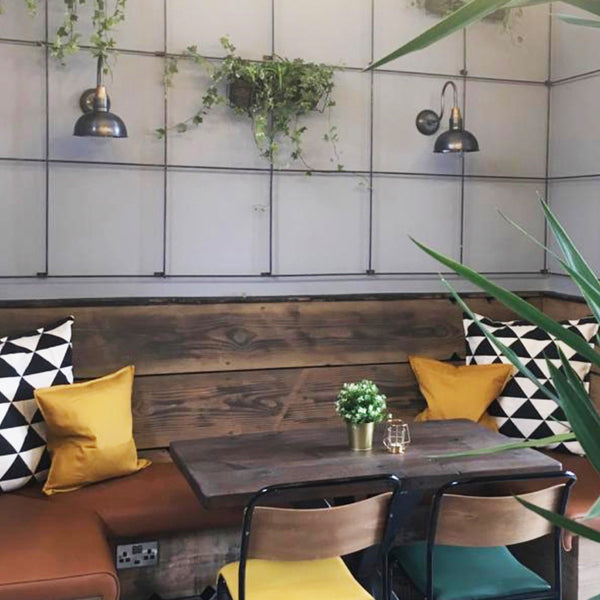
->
[335,380,388,451]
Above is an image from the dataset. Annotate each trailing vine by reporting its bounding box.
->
[159,37,343,171]
[53,0,127,64]
[0,1,127,66]
[0,0,39,16]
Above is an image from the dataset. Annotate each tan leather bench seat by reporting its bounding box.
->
[16,462,242,539]
[544,451,600,521]
[0,494,118,600]
[542,451,600,550]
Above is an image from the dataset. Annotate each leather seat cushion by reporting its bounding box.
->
[16,462,242,539]
[0,494,118,600]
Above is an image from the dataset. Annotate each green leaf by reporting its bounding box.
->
[516,496,600,543]
[411,238,600,370]
[588,495,600,520]
[558,261,600,326]
[427,433,577,458]
[541,199,599,290]
[366,0,600,68]
[547,352,600,482]
[366,0,513,69]
[563,0,600,18]
[557,14,600,26]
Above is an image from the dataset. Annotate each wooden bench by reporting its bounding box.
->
[0,293,597,599]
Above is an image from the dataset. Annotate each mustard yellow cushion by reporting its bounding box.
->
[34,365,150,495]
[409,356,514,431]
[219,557,373,600]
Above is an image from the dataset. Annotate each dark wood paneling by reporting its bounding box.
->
[542,296,590,321]
[0,297,541,378]
[132,363,425,449]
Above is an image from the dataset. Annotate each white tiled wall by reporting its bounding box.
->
[273,174,370,275]
[551,2,600,82]
[371,176,461,273]
[548,180,600,275]
[462,180,545,273]
[48,165,164,276]
[466,4,550,81]
[0,163,46,276]
[549,75,600,179]
[464,81,547,178]
[0,44,46,159]
[547,4,600,285]
[167,170,270,275]
[0,0,556,297]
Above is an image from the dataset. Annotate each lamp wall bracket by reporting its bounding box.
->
[79,88,111,114]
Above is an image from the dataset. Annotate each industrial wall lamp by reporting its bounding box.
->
[74,55,128,138]
[415,80,478,154]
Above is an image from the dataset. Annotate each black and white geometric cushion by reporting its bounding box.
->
[0,317,74,492]
[464,313,598,456]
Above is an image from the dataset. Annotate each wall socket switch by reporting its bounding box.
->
[116,541,158,569]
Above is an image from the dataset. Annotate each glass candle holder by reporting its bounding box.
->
[383,418,411,454]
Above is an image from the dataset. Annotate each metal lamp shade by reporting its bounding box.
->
[73,110,128,138]
[433,128,479,153]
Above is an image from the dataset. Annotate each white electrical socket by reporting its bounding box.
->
[116,541,158,569]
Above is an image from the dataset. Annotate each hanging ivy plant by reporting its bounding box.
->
[159,37,342,171]
[52,0,127,64]
[0,0,127,66]
[0,0,39,16]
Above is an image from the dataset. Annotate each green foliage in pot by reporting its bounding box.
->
[335,380,388,425]
[413,198,600,546]
[158,37,342,170]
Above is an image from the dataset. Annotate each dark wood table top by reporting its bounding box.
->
[170,420,563,509]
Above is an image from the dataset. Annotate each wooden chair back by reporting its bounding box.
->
[247,491,392,561]
[435,484,564,547]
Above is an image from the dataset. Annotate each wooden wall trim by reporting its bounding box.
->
[0,297,542,378]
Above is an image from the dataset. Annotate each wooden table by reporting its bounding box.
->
[170,419,563,510]
[171,420,562,600]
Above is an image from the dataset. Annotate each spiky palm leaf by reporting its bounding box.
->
[413,199,600,540]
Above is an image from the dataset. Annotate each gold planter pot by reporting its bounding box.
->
[346,422,375,451]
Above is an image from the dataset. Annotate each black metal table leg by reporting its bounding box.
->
[346,489,425,600]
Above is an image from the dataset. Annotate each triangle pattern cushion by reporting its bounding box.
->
[463,313,598,455]
[409,355,514,431]
[392,542,551,600]
[0,317,74,492]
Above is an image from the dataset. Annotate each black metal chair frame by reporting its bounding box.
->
[417,470,577,600]
[216,473,403,600]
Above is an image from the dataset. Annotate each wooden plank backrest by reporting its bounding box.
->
[436,484,564,547]
[248,492,392,560]
[0,294,545,450]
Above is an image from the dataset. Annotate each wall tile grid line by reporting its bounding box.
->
[0,0,568,291]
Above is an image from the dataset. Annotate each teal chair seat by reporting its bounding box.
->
[392,542,551,600]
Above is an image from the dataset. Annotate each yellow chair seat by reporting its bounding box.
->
[218,556,374,600]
